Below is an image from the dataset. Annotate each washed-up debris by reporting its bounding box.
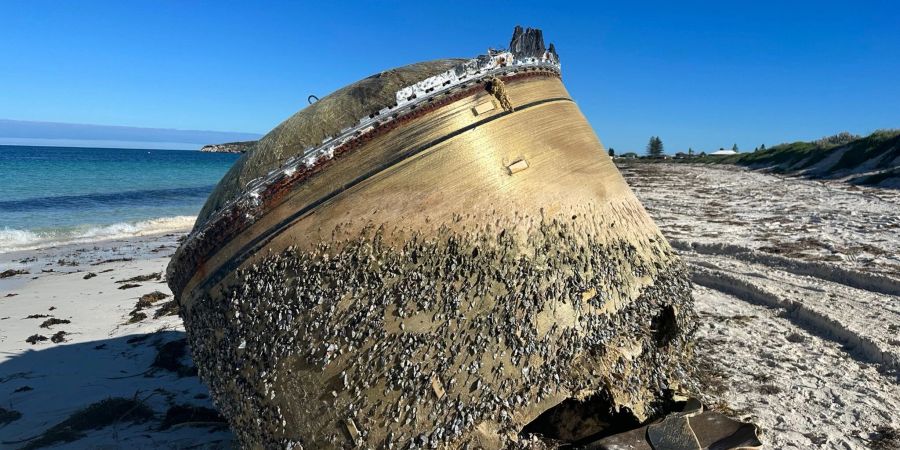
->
[117,272,162,284]
[17,397,153,450]
[39,318,71,328]
[25,334,47,345]
[1,269,29,278]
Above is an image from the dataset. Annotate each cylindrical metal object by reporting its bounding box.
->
[169,34,693,449]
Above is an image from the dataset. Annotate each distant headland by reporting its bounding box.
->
[200,141,255,153]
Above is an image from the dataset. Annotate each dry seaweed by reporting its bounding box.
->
[0,407,22,426]
[127,312,148,324]
[25,334,47,345]
[19,397,153,450]
[25,314,51,319]
[50,331,68,343]
[151,339,197,377]
[153,300,180,318]
[134,291,169,309]
[870,426,900,450]
[159,404,226,430]
[116,272,162,284]
[0,269,29,278]
[39,318,71,328]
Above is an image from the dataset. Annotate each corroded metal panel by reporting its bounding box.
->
[168,28,694,449]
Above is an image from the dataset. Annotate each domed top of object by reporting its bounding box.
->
[196,59,465,227]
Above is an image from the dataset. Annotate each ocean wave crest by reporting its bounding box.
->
[0,216,196,253]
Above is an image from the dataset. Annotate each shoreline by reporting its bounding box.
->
[0,215,197,256]
[0,229,235,447]
[1,162,898,447]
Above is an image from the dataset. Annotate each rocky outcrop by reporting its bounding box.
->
[199,141,255,153]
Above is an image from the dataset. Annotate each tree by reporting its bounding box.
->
[732,143,739,152]
[754,146,759,152]
[688,147,694,156]
[608,148,615,157]
[760,144,766,151]
[646,136,663,157]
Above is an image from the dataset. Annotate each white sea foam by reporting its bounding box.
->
[0,216,196,253]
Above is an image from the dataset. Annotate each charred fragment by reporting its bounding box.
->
[168,26,695,449]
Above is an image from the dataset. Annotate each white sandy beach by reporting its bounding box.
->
[0,163,898,449]
[0,230,234,448]
[620,162,900,449]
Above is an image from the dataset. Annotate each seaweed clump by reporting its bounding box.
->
[0,406,22,426]
[20,397,153,450]
[151,339,197,377]
[159,404,227,430]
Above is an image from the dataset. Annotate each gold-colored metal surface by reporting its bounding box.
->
[172,73,694,449]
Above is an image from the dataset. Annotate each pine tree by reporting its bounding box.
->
[760,144,766,151]
[608,148,615,157]
[688,147,694,156]
[732,143,739,152]
[646,136,663,157]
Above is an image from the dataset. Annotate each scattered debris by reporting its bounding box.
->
[18,397,153,450]
[117,272,162,284]
[125,291,171,324]
[4,293,18,297]
[83,272,97,280]
[57,259,79,266]
[151,339,197,377]
[98,268,114,273]
[25,334,47,344]
[135,291,169,309]
[126,334,152,345]
[25,314,51,319]
[50,331,68,343]
[40,318,71,328]
[118,283,141,290]
[127,312,148,324]
[870,426,900,450]
[90,257,133,266]
[158,404,226,430]
[153,300,180,318]
[0,407,22,426]
[1,269,29,278]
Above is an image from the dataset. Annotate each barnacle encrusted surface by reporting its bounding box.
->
[182,214,695,448]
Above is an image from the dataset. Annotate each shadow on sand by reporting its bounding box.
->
[0,330,233,449]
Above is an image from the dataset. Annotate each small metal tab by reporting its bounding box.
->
[507,159,529,175]
[472,102,496,116]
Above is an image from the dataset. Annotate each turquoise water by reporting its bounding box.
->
[0,145,239,252]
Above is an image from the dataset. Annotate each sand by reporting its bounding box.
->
[1,162,898,448]
[0,232,234,448]
[620,161,900,449]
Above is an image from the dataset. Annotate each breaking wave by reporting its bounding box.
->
[0,216,196,253]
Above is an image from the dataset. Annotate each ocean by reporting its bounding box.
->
[0,145,240,252]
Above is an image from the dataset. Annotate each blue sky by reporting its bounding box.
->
[1,1,898,152]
